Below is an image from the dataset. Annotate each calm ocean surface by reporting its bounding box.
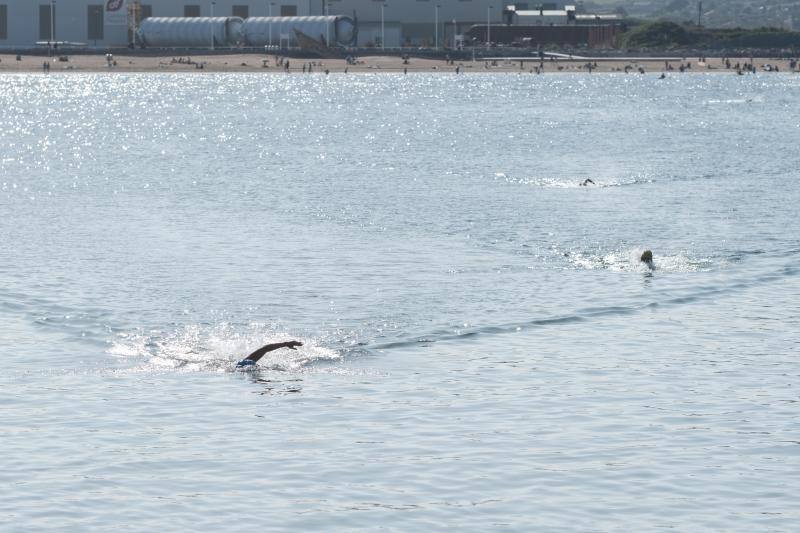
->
[1,72,798,530]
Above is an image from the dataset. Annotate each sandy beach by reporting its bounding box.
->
[1,52,796,74]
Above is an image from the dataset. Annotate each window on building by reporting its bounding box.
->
[232,5,248,18]
[0,5,7,40]
[40,4,55,41]
[184,5,200,17]
[280,5,297,16]
[88,5,104,40]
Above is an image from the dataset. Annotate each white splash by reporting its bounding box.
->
[109,322,341,373]
[494,172,654,189]
[564,247,713,273]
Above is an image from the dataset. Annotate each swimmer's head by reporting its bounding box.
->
[640,250,653,264]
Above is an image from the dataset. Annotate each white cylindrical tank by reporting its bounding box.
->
[241,16,357,47]
[139,17,244,48]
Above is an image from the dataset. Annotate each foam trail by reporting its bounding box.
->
[370,263,799,351]
[562,247,714,273]
[109,322,340,373]
[494,172,654,189]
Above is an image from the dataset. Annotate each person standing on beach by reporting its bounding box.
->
[236,341,303,368]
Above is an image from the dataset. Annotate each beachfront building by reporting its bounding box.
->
[0,0,312,48]
[312,2,619,48]
[317,0,511,48]
[0,0,611,49]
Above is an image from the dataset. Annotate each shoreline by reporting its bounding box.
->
[2,53,797,74]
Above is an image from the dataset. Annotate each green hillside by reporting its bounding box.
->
[622,20,800,49]
[581,0,800,30]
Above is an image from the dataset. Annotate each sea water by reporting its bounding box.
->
[1,72,798,530]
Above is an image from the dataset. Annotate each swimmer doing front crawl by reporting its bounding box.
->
[640,249,655,269]
[236,340,303,368]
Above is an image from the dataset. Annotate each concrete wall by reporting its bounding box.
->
[465,22,620,47]
[320,0,506,47]
[317,0,504,23]
[318,0,506,24]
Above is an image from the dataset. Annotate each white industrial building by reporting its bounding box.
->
[0,0,566,49]
[0,0,313,48]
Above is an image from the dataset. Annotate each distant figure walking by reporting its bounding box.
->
[236,341,303,368]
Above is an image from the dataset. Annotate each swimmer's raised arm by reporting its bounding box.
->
[242,341,303,363]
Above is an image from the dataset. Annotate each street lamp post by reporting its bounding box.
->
[269,2,274,49]
[434,4,439,50]
[210,1,215,51]
[325,2,331,47]
[487,5,492,49]
[453,19,457,49]
[381,3,386,51]
[50,0,55,57]
[131,2,137,48]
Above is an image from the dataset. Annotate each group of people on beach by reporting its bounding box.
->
[273,55,289,68]
[169,56,206,69]
[301,62,331,74]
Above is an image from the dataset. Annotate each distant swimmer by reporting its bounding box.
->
[580,178,595,186]
[236,341,303,368]
[640,249,654,269]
